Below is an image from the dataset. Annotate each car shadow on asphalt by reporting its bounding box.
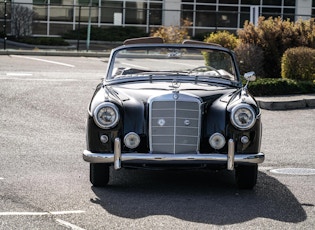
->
[90,168,306,225]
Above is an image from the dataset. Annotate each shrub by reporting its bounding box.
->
[10,36,69,46]
[234,43,264,77]
[238,17,315,78]
[150,19,191,43]
[281,47,315,81]
[204,31,238,50]
[246,78,315,96]
[63,26,148,41]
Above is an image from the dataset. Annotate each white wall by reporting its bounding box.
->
[296,0,312,20]
[163,0,181,26]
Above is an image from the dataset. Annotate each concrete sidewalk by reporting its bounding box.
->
[1,42,314,111]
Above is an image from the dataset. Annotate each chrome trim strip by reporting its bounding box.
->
[114,138,121,170]
[83,150,265,166]
[227,139,235,170]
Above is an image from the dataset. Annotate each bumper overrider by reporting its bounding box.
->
[83,138,265,171]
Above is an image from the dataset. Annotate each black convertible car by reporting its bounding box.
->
[83,37,264,189]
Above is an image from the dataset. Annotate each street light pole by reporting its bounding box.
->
[86,0,92,51]
[77,5,81,51]
[3,0,7,50]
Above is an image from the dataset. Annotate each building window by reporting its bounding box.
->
[284,0,295,6]
[241,0,260,5]
[196,5,216,27]
[240,6,250,27]
[283,8,295,21]
[262,0,281,6]
[125,2,147,24]
[219,0,238,4]
[196,0,216,3]
[261,7,282,18]
[181,4,193,25]
[33,4,48,21]
[149,3,163,25]
[218,5,238,28]
[79,0,99,6]
[50,5,74,21]
[100,1,123,24]
[33,0,62,4]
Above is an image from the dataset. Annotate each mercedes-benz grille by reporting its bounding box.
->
[149,93,201,154]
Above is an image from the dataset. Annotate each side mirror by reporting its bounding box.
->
[243,72,256,90]
[244,71,256,82]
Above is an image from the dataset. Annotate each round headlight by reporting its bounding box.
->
[124,132,140,149]
[93,102,119,129]
[230,104,256,130]
[209,133,226,150]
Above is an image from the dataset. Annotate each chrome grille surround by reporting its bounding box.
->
[149,92,202,154]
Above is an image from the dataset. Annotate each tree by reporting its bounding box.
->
[150,19,192,43]
[11,4,37,38]
[238,17,315,78]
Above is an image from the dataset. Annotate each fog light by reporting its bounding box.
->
[241,136,249,144]
[209,133,226,150]
[100,135,109,144]
[124,132,140,149]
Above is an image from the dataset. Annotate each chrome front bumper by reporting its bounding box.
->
[83,138,265,171]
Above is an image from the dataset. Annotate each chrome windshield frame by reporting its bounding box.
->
[104,43,241,86]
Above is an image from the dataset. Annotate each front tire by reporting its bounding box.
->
[235,164,258,189]
[90,163,110,187]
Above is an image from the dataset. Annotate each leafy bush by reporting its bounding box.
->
[246,78,315,96]
[238,17,315,78]
[63,26,148,41]
[281,47,315,81]
[204,31,238,50]
[234,43,264,77]
[150,19,191,43]
[0,31,5,38]
[10,36,69,46]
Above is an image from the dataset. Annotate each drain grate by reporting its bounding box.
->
[270,168,315,175]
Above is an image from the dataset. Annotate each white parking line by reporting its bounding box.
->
[0,76,86,82]
[0,210,85,216]
[6,73,33,76]
[0,212,48,216]
[12,55,75,68]
[50,210,85,215]
[55,219,86,230]
[0,211,86,229]
[0,177,4,180]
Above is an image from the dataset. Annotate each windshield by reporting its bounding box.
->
[107,46,237,82]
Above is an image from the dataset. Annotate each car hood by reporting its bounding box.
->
[105,81,239,104]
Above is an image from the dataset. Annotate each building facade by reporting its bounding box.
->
[3,0,315,37]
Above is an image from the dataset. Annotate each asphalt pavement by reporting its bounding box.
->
[1,39,314,111]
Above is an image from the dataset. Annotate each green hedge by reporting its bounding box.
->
[14,37,69,46]
[62,26,148,41]
[245,78,315,96]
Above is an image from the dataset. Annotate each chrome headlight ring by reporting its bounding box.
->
[124,132,141,149]
[230,104,256,130]
[209,133,226,150]
[93,102,120,129]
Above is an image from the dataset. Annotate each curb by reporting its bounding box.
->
[257,96,315,110]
